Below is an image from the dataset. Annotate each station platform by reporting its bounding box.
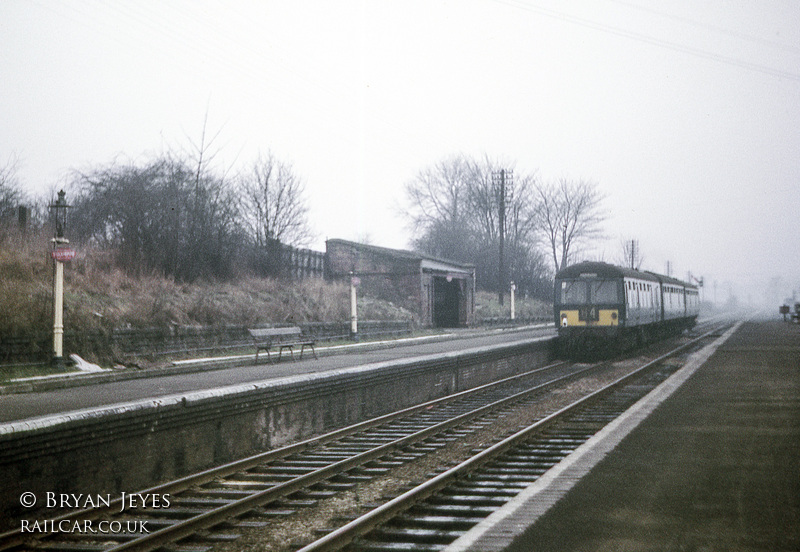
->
[0,323,557,526]
[450,319,800,551]
[0,325,555,424]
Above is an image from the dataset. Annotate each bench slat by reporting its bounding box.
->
[249,327,301,338]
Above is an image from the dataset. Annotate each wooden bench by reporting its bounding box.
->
[248,327,317,364]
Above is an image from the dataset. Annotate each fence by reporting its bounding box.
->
[0,320,413,367]
[285,246,325,279]
[251,240,325,280]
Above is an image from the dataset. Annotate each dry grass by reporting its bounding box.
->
[1,236,549,349]
[0,234,54,336]
[0,238,413,341]
[473,290,552,321]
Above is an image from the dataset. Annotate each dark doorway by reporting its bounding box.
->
[433,276,461,327]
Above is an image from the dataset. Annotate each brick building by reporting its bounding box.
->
[325,239,475,328]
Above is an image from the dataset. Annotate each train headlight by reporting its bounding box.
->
[561,315,568,327]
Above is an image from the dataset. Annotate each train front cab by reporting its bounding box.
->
[555,262,666,357]
[554,263,628,357]
[556,277,623,331]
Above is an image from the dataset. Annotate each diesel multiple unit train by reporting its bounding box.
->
[554,261,700,357]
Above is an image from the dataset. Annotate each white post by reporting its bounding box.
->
[53,256,64,359]
[510,281,516,321]
[49,189,71,367]
[350,272,358,340]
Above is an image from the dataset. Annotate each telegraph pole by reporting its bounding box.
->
[493,169,513,306]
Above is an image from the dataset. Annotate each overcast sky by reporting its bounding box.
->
[2,0,799,305]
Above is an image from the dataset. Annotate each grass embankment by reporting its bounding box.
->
[0,235,551,377]
[0,236,411,336]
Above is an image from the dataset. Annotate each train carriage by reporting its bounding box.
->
[554,261,699,358]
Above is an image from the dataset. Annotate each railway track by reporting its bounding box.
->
[0,357,598,552]
[1,322,729,552]
[298,323,730,551]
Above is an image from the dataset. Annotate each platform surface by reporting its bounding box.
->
[459,319,800,551]
[0,325,554,424]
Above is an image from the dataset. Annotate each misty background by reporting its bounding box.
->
[2,0,798,307]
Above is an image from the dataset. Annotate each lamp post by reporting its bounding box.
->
[49,190,72,368]
[510,281,516,321]
[349,272,359,341]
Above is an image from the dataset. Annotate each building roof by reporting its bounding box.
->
[326,239,475,270]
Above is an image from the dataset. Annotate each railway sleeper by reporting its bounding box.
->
[202,532,242,542]
[289,489,338,500]
[193,488,259,498]
[425,494,508,507]
[394,513,486,529]
[366,526,465,543]
[440,486,520,498]
[135,506,207,518]
[409,504,497,517]
[259,508,297,517]
[350,539,445,552]
[257,466,318,476]
[272,498,319,509]
[468,472,546,483]
[35,543,125,552]
[312,480,357,492]
[211,477,279,488]
[237,471,295,481]
[488,457,558,468]
[451,480,529,490]
[331,473,374,483]
[502,450,569,461]
[309,448,371,456]
[270,459,338,468]
[172,496,236,507]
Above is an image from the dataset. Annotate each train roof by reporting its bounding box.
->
[556,261,697,290]
[645,271,698,290]
[556,261,658,281]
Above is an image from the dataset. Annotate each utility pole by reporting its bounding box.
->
[628,240,637,269]
[493,169,513,306]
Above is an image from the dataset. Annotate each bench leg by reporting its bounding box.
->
[300,344,317,360]
[278,345,295,362]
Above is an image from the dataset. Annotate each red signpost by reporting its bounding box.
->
[51,248,76,262]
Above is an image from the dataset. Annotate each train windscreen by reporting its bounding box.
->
[559,279,619,304]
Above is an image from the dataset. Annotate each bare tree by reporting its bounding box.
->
[70,156,242,281]
[402,154,549,297]
[404,154,471,259]
[0,155,25,211]
[535,178,606,273]
[238,151,312,248]
[0,154,28,241]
